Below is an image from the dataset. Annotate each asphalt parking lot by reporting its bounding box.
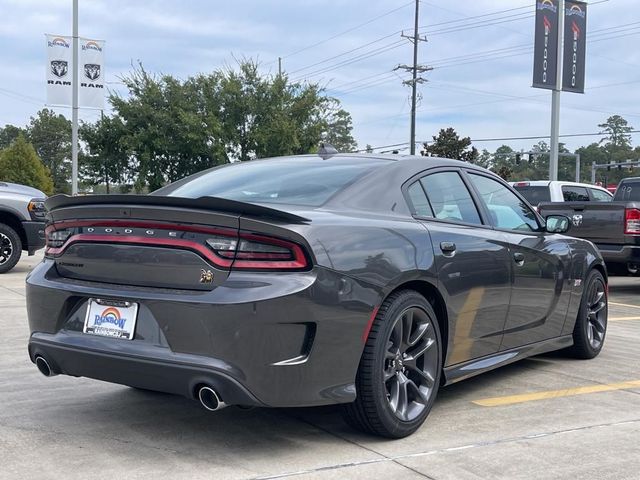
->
[1,253,639,480]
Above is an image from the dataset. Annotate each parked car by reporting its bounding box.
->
[511,180,613,207]
[0,181,47,273]
[538,177,640,275]
[27,154,608,438]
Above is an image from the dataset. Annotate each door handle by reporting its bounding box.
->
[440,242,456,255]
[513,252,525,265]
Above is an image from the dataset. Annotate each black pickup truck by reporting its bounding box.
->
[538,177,640,275]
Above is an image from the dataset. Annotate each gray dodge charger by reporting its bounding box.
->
[26,154,608,438]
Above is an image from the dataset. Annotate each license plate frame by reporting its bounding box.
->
[83,298,139,340]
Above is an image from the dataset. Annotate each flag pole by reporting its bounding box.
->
[71,0,79,195]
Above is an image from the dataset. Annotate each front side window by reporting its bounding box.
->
[562,186,590,202]
[589,188,613,202]
[419,171,482,225]
[468,173,540,232]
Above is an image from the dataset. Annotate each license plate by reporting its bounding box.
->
[83,299,139,340]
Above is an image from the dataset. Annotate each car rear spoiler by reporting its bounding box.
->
[45,194,310,224]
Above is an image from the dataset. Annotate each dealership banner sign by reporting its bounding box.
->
[46,35,105,108]
[532,0,560,90]
[46,35,72,106]
[562,1,587,93]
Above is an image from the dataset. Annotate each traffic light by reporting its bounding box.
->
[515,153,521,165]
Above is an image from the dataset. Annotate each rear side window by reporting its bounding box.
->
[562,186,590,201]
[419,172,482,225]
[407,182,434,217]
[512,186,551,205]
[614,182,640,201]
[589,188,613,202]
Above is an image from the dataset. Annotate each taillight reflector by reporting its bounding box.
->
[625,208,640,235]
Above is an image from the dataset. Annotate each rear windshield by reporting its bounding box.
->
[614,181,640,201]
[160,157,390,207]
[512,185,551,205]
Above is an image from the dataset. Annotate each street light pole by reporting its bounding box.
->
[549,0,564,181]
[71,0,79,195]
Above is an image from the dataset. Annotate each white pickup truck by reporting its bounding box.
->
[511,180,613,207]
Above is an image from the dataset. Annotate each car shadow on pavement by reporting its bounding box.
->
[53,354,555,452]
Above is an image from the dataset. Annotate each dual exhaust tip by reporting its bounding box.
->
[35,355,227,412]
[35,355,57,377]
[197,386,227,411]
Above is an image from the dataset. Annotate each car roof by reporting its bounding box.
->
[510,180,610,191]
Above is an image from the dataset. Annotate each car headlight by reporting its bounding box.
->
[28,199,47,220]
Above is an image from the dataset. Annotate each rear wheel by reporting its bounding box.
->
[568,269,607,359]
[0,224,22,274]
[343,290,442,438]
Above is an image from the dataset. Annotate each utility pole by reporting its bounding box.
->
[278,57,282,77]
[71,0,79,195]
[395,0,431,155]
[549,0,565,181]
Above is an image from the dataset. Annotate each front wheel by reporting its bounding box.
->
[342,290,442,438]
[568,269,608,359]
[0,224,22,274]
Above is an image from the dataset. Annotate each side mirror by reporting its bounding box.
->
[545,215,570,234]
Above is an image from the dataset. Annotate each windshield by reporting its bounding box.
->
[512,185,551,205]
[614,180,640,201]
[160,157,390,207]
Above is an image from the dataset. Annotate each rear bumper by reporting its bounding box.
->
[596,243,640,273]
[29,334,262,406]
[26,259,380,407]
[21,220,45,253]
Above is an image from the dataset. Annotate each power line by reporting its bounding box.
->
[288,3,546,82]
[359,130,640,153]
[278,1,413,62]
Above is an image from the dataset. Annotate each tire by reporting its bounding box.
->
[0,223,22,274]
[568,269,608,359]
[342,290,442,438]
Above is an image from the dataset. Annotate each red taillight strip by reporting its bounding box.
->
[46,234,234,268]
[45,221,311,271]
[44,220,236,237]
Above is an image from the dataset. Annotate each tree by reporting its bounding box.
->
[80,115,131,193]
[0,124,25,150]
[104,60,357,190]
[422,127,478,162]
[26,109,72,193]
[599,115,633,150]
[0,134,54,194]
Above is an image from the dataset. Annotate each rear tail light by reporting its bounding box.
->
[625,208,640,235]
[230,233,308,270]
[514,182,530,187]
[46,228,72,248]
[45,222,309,271]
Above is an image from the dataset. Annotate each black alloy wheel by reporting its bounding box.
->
[0,224,22,274]
[343,290,442,438]
[384,306,439,422]
[569,269,608,359]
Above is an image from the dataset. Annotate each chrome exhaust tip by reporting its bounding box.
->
[35,356,56,377]
[198,386,227,411]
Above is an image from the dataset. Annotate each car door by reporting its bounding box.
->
[405,169,511,367]
[465,171,573,350]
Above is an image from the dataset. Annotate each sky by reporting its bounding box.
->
[1,0,639,155]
